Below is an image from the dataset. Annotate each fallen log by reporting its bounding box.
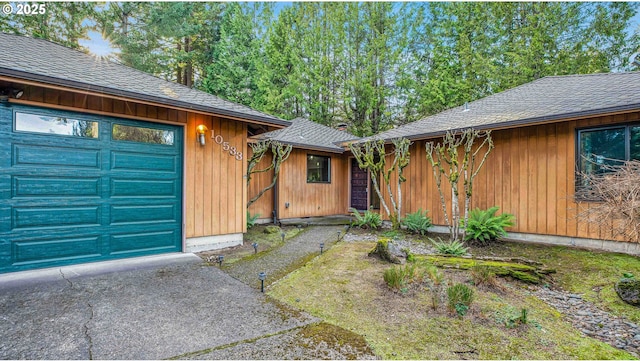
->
[415,255,556,284]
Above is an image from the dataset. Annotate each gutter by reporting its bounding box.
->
[0,68,290,127]
[359,102,640,143]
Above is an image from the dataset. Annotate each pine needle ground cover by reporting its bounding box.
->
[268,241,636,359]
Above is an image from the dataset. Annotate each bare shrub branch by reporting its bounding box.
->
[575,158,640,243]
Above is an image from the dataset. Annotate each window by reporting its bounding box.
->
[15,112,98,138]
[112,124,174,145]
[577,124,640,191]
[307,154,330,183]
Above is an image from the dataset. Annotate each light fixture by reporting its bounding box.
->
[259,272,266,292]
[320,242,325,254]
[252,242,258,254]
[280,231,285,243]
[0,87,24,102]
[217,255,224,267]
[196,124,208,146]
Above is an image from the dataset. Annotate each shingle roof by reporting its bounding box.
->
[0,33,288,127]
[373,72,640,141]
[254,117,359,153]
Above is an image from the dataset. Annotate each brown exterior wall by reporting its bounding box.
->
[392,110,640,241]
[13,85,248,239]
[247,149,275,220]
[277,149,350,219]
[185,113,247,238]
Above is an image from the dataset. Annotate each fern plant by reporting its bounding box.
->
[431,238,469,256]
[350,208,383,229]
[464,206,515,245]
[247,211,260,229]
[402,208,432,235]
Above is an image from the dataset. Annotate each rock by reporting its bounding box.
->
[264,225,282,234]
[368,238,406,264]
[615,278,640,306]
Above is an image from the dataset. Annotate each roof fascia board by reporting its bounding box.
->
[0,69,289,128]
[381,104,640,143]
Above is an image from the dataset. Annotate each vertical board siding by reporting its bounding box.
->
[184,116,245,237]
[398,111,640,242]
[247,149,275,220]
[278,149,349,219]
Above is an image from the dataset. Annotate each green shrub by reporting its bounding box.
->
[384,264,420,291]
[382,230,403,239]
[464,206,515,245]
[447,283,475,316]
[431,238,469,256]
[424,263,445,310]
[402,208,432,235]
[351,208,383,229]
[247,211,260,229]
[470,264,499,288]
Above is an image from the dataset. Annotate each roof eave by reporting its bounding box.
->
[385,103,640,142]
[0,68,290,127]
[273,140,346,154]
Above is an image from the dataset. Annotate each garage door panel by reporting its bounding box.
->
[13,144,101,169]
[12,236,102,265]
[12,206,101,230]
[1,106,183,273]
[110,204,177,225]
[13,176,101,198]
[111,151,177,172]
[111,179,177,198]
[109,230,179,255]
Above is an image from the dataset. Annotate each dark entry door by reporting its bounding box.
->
[350,158,368,210]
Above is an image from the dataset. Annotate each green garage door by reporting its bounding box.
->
[0,105,183,273]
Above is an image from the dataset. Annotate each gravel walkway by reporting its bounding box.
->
[223,225,346,289]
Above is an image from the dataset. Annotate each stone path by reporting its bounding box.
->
[223,225,347,290]
[533,286,640,357]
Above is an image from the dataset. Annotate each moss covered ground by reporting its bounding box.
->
[471,240,640,323]
[198,224,303,265]
[268,240,635,359]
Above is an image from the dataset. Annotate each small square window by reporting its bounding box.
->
[307,155,330,183]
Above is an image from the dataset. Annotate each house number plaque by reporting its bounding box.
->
[211,131,243,160]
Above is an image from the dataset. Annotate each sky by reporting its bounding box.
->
[79,3,640,59]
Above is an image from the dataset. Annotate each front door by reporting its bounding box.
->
[350,158,368,210]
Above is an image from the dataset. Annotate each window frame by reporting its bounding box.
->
[111,123,175,146]
[575,121,640,197]
[13,110,99,139]
[306,154,331,184]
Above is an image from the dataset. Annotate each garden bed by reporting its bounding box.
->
[267,229,640,359]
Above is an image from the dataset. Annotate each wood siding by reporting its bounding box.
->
[185,114,247,238]
[247,149,275,220]
[393,111,640,241]
[12,85,248,238]
[277,149,350,219]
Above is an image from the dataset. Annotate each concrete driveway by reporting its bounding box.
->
[0,254,323,359]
